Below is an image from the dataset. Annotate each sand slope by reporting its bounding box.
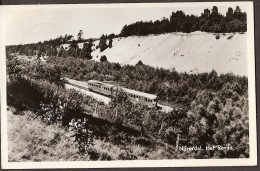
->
[91,31,247,76]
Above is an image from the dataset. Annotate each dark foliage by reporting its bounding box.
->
[120,6,246,37]
[46,56,248,107]
[100,55,108,62]
[99,34,109,52]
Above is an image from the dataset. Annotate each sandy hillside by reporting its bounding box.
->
[91,31,247,76]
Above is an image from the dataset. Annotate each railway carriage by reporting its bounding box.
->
[88,80,117,96]
[122,88,157,108]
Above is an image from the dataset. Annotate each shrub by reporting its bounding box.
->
[69,118,94,153]
[227,35,233,40]
[100,55,108,62]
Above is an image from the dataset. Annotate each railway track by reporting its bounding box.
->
[65,83,111,104]
[65,78,173,113]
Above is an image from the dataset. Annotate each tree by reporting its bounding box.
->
[136,60,144,66]
[110,88,132,124]
[234,6,242,20]
[99,34,108,52]
[108,38,113,48]
[77,30,84,43]
[81,41,93,60]
[226,7,234,22]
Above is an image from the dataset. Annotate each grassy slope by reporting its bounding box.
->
[8,107,178,161]
[8,107,88,161]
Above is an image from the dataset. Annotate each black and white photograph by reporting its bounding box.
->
[0,1,257,168]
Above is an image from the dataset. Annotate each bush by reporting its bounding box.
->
[227,35,233,40]
[69,118,94,153]
[215,34,220,39]
[100,55,108,62]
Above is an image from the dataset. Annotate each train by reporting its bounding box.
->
[66,78,158,108]
[88,80,158,108]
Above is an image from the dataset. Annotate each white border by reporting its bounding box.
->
[0,1,257,169]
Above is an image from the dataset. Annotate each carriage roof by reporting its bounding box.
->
[88,80,115,88]
[122,87,157,100]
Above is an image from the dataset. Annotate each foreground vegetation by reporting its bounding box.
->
[8,107,85,161]
[9,107,181,161]
[7,52,249,160]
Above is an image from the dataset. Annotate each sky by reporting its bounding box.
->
[2,2,250,45]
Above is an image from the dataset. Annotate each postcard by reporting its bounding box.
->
[0,1,257,169]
